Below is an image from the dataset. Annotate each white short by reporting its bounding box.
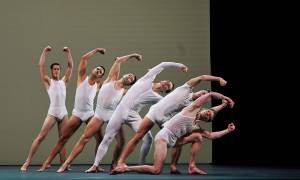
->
[155,128,177,147]
[94,107,113,123]
[72,109,94,122]
[48,107,68,121]
[146,106,168,128]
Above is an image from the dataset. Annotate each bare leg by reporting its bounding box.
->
[58,116,68,165]
[114,117,154,172]
[21,115,56,171]
[188,142,207,175]
[112,139,167,175]
[57,117,104,173]
[170,146,182,174]
[38,115,81,171]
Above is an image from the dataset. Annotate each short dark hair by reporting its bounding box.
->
[50,63,60,70]
[165,81,175,94]
[99,65,106,75]
[128,74,137,86]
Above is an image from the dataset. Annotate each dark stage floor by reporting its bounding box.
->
[1,164,299,179]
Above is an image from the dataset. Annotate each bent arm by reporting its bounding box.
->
[210,99,229,114]
[38,46,51,88]
[202,123,235,140]
[78,48,105,83]
[62,47,74,84]
[105,53,141,83]
[186,75,226,87]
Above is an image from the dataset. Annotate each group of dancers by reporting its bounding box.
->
[21,46,235,175]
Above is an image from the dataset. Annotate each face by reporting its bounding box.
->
[196,109,215,122]
[92,66,105,78]
[122,73,135,86]
[51,65,61,79]
[160,80,173,93]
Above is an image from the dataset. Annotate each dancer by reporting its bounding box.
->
[21,46,73,171]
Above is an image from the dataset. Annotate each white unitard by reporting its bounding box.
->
[155,112,194,147]
[72,77,97,122]
[93,62,185,166]
[146,83,193,128]
[47,79,68,120]
[94,81,124,122]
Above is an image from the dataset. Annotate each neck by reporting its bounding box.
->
[52,77,59,81]
[152,83,162,93]
[116,79,125,89]
[88,74,97,85]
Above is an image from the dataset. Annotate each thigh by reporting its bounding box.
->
[39,115,57,135]
[153,140,168,169]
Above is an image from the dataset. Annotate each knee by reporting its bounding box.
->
[194,133,203,143]
[80,134,91,145]
[143,133,153,144]
[36,133,47,143]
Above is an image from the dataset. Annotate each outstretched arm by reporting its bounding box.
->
[78,48,105,83]
[186,75,227,87]
[142,62,188,81]
[62,47,74,84]
[202,123,235,140]
[105,53,142,83]
[38,45,51,88]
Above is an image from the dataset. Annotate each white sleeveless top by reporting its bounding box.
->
[96,81,124,111]
[74,76,97,112]
[47,79,67,119]
[163,112,194,138]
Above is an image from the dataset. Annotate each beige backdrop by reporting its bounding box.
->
[0,0,210,165]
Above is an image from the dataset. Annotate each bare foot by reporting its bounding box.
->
[188,166,207,175]
[20,162,29,172]
[37,164,50,172]
[170,164,181,174]
[57,164,68,173]
[110,163,127,175]
[85,165,105,173]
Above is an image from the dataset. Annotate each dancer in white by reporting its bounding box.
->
[86,62,188,173]
[56,53,141,173]
[114,92,234,175]
[21,46,74,171]
[38,48,105,171]
[114,75,227,172]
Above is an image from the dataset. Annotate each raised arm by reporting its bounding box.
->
[142,62,188,81]
[105,53,142,83]
[210,99,230,114]
[202,123,235,140]
[62,47,74,84]
[184,92,234,115]
[186,75,227,87]
[78,48,105,83]
[38,45,51,88]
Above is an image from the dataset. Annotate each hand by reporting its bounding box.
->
[96,48,106,54]
[132,53,142,61]
[219,78,227,86]
[180,65,188,73]
[44,45,52,52]
[224,97,234,108]
[227,123,235,132]
[222,99,229,106]
[63,47,70,52]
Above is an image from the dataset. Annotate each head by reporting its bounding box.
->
[195,108,216,122]
[50,63,61,79]
[92,66,105,78]
[160,80,174,93]
[122,73,137,86]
